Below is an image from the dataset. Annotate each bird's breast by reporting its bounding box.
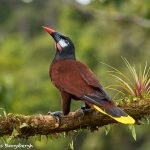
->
[49,59,95,97]
[49,60,79,90]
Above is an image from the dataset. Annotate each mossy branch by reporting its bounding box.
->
[0,99,150,138]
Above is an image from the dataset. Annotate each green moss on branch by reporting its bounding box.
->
[0,99,150,138]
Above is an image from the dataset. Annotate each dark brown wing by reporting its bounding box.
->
[79,65,102,89]
[76,61,111,101]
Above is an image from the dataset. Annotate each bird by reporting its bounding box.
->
[43,26,135,124]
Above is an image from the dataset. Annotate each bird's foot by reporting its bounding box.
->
[75,105,90,117]
[47,111,62,116]
[47,111,62,126]
[81,104,91,111]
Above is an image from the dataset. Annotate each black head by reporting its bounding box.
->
[43,26,76,60]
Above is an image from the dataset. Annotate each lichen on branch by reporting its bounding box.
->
[0,99,150,138]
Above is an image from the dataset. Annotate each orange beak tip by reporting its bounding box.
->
[42,26,55,34]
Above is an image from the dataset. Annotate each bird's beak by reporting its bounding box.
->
[42,26,61,43]
[42,26,55,35]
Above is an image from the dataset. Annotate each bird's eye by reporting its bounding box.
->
[65,40,69,45]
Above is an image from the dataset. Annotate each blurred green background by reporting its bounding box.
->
[0,0,150,150]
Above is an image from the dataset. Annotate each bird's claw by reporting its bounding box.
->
[81,104,91,111]
[47,111,62,126]
[47,111,62,116]
[75,104,89,117]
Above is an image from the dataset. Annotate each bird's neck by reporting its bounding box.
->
[54,49,76,61]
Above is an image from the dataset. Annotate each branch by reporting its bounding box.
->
[64,0,150,28]
[0,99,150,138]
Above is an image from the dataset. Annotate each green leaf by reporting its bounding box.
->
[19,123,29,128]
[146,118,150,124]
[7,136,14,144]
[12,128,20,137]
[128,125,136,140]
[104,125,111,135]
[0,136,8,144]
[37,135,42,141]
[138,117,150,125]
[69,140,74,150]
[0,108,7,117]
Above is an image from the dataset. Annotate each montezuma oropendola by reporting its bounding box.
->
[43,26,135,124]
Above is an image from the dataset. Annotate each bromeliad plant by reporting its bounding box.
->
[106,57,150,99]
[101,57,149,140]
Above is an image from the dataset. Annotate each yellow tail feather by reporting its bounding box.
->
[93,105,135,124]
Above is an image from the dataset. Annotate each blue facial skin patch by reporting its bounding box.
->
[58,39,68,48]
